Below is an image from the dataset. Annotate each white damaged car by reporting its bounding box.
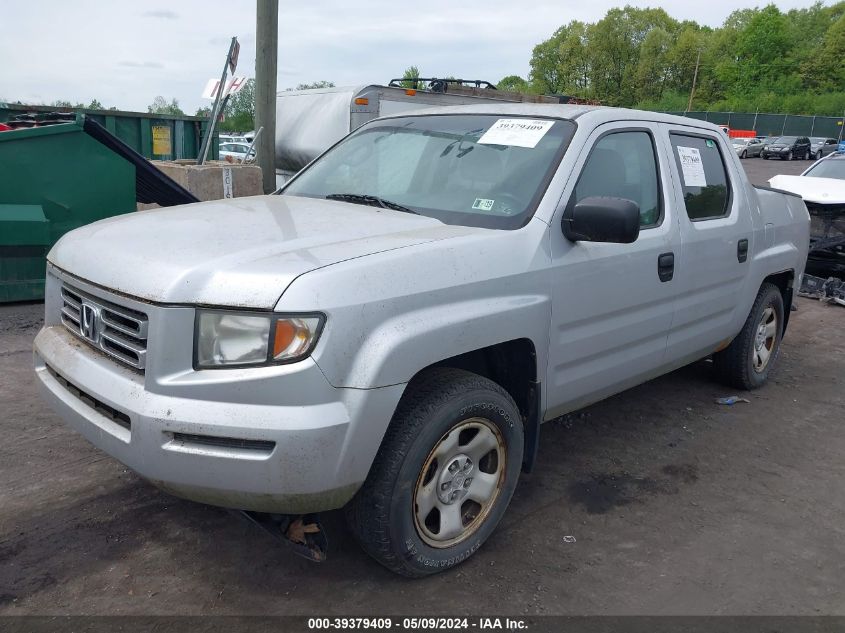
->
[770,152,845,275]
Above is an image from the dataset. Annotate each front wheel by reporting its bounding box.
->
[741,150,748,159]
[346,368,523,577]
[785,151,793,161]
[713,283,784,390]
[815,151,822,160]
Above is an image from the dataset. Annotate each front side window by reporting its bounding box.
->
[670,133,731,221]
[568,130,661,227]
[281,114,576,229]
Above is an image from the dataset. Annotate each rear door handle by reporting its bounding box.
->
[737,238,749,263]
[658,252,674,282]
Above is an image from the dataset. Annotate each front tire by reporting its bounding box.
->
[741,150,747,159]
[713,283,784,390]
[785,151,793,160]
[346,368,524,577]
[815,150,822,160]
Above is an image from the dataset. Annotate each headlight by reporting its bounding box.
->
[763,146,768,150]
[195,310,324,368]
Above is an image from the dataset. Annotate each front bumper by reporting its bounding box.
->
[762,148,791,159]
[34,276,405,513]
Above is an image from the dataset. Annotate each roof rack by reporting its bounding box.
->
[386,78,497,93]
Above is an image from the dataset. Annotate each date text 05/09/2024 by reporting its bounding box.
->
[307,617,529,630]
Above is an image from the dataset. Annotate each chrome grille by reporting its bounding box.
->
[60,284,149,371]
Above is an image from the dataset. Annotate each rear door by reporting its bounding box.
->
[545,121,682,418]
[661,126,754,365]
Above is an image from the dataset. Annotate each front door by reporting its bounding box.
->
[546,122,682,419]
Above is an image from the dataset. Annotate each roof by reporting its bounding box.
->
[371,102,724,131]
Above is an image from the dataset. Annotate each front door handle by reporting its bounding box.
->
[737,238,749,263]
[658,252,674,282]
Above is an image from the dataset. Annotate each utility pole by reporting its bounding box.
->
[686,49,701,113]
[255,0,279,194]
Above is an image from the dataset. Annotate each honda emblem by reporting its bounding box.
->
[79,302,100,342]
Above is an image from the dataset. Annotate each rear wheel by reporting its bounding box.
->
[346,368,523,577]
[713,283,784,390]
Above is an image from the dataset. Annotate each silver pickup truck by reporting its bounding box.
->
[34,104,809,576]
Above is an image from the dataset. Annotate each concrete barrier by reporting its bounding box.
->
[138,160,263,209]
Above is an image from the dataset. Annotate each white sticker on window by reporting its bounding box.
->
[477,119,554,148]
[472,198,495,211]
[676,146,707,187]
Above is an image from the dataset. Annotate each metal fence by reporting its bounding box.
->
[669,111,845,139]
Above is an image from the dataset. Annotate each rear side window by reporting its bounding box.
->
[670,133,731,221]
[570,130,661,227]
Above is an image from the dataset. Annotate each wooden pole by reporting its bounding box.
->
[255,0,279,194]
[686,49,701,113]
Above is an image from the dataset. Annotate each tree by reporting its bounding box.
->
[51,99,85,109]
[220,78,256,132]
[400,66,421,89]
[805,13,845,91]
[87,99,104,110]
[733,6,795,95]
[147,96,185,116]
[516,3,845,116]
[497,75,529,93]
[295,80,335,90]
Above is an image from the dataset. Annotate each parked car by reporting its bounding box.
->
[761,136,812,160]
[810,137,839,160]
[770,152,845,275]
[219,134,248,144]
[35,105,810,577]
[218,142,255,162]
[732,137,764,158]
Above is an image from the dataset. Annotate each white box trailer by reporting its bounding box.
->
[275,80,555,184]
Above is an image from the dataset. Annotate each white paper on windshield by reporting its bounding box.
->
[676,146,707,187]
[477,119,554,148]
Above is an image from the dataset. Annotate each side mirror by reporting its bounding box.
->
[562,196,640,244]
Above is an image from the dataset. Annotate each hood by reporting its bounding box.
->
[768,175,845,205]
[49,195,479,308]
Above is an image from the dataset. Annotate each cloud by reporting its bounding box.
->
[142,9,178,19]
[0,0,826,114]
[118,61,164,69]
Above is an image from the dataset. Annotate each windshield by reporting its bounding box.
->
[281,114,576,229]
[771,137,797,144]
[804,157,845,180]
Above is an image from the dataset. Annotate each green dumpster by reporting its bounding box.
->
[0,114,136,302]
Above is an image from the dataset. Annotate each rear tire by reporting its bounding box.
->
[346,368,524,577]
[713,283,784,390]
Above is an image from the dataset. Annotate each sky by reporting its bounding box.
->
[0,0,833,115]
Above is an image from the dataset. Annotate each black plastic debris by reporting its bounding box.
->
[82,117,199,207]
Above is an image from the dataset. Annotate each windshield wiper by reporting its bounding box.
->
[325,193,420,215]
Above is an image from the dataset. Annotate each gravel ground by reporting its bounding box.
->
[0,158,843,616]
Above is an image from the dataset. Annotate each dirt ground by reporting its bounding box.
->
[1,158,843,616]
